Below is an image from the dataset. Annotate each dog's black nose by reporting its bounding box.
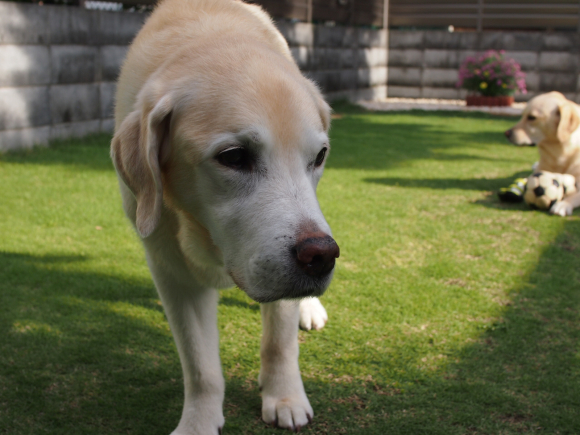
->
[293,235,340,278]
[504,129,513,139]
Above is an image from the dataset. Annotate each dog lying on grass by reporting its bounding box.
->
[505,91,580,216]
[110,0,339,433]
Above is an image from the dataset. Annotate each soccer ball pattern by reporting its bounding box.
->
[523,172,564,210]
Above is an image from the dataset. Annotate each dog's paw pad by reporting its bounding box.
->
[299,297,328,331]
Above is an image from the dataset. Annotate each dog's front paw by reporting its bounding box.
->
[299,297,328,331]
[262,389,313,431]
[172,395,225,435]
[550,200,573,216]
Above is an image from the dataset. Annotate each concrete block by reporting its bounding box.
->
[358,67,387,88]
[421,87,460,99]
[0,126,50,152]
[342,27,358,48]
[50,84,100,124]
[91,10,147,45]
[290,46,311,70]
[314,25,345,47]
[539,73,576,93]
[358,29,387,48]
[356,85,387,101]
[504,51,538,70]
[315,48,341,70]
[277,22,313,47]
[423,31,478,50]
[100,45,128,81]
[100,118,115,133]
[50,119,101,141]
[524,72,539,92]
[0,2,49,44]
[0,87,50,130]
[340,48,357,69]
[387,85,421,98]
[0,45,50,87]
[51,45,98,84]
[539,52,577,73]
[48,5,92,45]
[360,48,387,68]
[323,71,342,92]
[424,49,459,69]
[542,34,578,51]
[100,82,116,119]
[388,49,423,67]
[422,68,458,87]
[389,31,424,49]
[480,32,543,51]
[340,70,357,90]
[388,67,421,87]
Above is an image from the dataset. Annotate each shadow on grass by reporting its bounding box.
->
[327,112,520,171]
[2,217,580,435]
[365,170,530,193]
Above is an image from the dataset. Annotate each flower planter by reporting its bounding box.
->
[466,95,514,107]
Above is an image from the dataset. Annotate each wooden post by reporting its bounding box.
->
[477,0,483,32]
[383,0,389,29]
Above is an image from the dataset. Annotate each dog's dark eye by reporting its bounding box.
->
[216,147,252,171]
[314,147,327,167]
[527,115,537,121]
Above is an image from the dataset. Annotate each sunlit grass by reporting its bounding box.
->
[1,107,579,434]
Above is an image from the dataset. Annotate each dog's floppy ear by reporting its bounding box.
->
[557,102,580,143]
[111,94,173,238]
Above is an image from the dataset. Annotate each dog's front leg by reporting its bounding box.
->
[259,300,313,431]
[551,191,580,216]
[148,257,225,435]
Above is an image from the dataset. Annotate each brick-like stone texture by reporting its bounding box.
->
[358,29,387,48]
[51,45,98,84]
[276,21,313,47]
[424,49,459,69]
[422,68,458,87]
[422,87,460,99]
[542,34,579,51]
[100,45,128,81]
[423,31,478,50]
[0,45,50,87]
[539,52,578,73]
[0,86,50,130]
[50,84,100,124]
[388,67,421,87]
[504,51,538,70]
[387,85,422,98]
[388,49,423,67]
[48,6,92,45]
[291,46,311,70]
[480,32,543,51]
[358,67,387,88]
[389,31,424,49]
[91,11,146,45]
[0,2,49,44]
[51,119,101,141]
[100,82,116,119]
[539,73,577,92]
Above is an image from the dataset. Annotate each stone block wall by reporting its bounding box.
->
[388,30,580,102]
[0,1,145,151]
[0,1,387,151]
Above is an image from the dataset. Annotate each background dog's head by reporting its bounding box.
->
[111,41,339,302]
[505,91,580,147]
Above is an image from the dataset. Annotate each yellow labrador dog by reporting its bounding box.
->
[505,91,580,216]
[110,0,339,433]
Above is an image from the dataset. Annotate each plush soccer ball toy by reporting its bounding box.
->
[523,171,564,210]
[559,173,577,196]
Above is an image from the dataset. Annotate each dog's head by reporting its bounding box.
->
[505,91,580,147]
[111,42,339,302]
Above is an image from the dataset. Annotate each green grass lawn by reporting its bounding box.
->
[1,107,579,434]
